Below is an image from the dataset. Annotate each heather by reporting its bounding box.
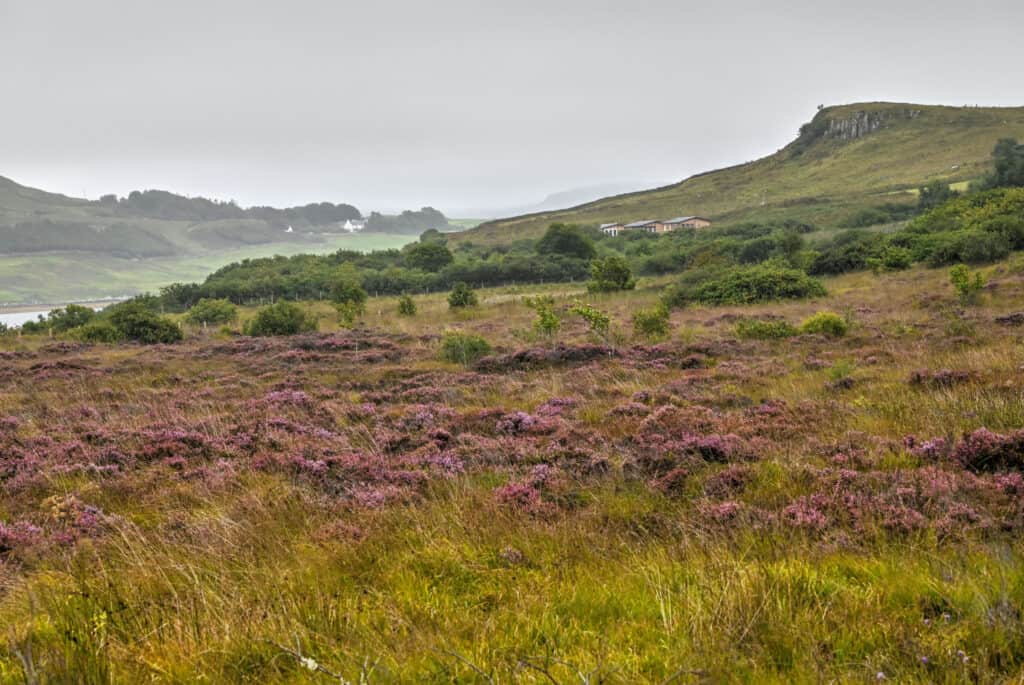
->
[4,262,1024,681]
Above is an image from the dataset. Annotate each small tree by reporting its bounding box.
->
[47,304,98,332]
[331,273,368,327]
[918,179,957,211]
[524,295,560,342]
[185,298,238,327]
[404,241,454,272]
[569,301,611,343]
[397,294,417,316]
[632,304,670,341]
[536,223,596,260]
[336,301,364,328]
[448,282,479,308]
[588,255,636,293]
[950,264,985,305]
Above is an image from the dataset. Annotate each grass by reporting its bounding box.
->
[457,102,1024,245]
[0,233,415,305]
[4,259,1024,680]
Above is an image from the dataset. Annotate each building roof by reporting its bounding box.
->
[663,216,710,224]
[599,222,622,229]
[624,220,658,228]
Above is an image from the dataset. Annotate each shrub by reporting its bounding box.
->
[47,304,97,332]
[185,298,237,326]
[588,255,636,293]
[570,301,611,342]
[828,359,857,382]
[800,311,848,337]
[331,278,368,308]
[336,301,365,327]
[525,296,560,341]
[734,318,798,340]
[19,304,98,334]
[666,263,826,307]
[949,264,985,305]
[864,242,913,270]
[244,302,317,336]
[632,305,670,341]
[108,302,183,344]
[397,294,417,316]
[73,321,122,343]
[439,330,491,364]
[448,282,479,308]
[403,241,454,272]
[959,230,1011,264]
[536,223,596,260]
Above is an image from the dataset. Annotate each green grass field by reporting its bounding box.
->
[0,233,415,305]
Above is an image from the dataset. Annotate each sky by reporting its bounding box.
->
[2,0,1023,216]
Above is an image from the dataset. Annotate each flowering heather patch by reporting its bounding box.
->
[493,481,543,511]
[904,435,952,461]
[952,427,1024,471]
[783,497,830,530]
[0,520,44,557]
[703,464,752,498]
[7,268,1024,681]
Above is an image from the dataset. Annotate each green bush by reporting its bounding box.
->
[881,246,913,270]
[666,263,826,307]
[525,296,560,340]
[588,255,636,293]
[244,301,318,336]
[73,321,122,343]
[448,282,479,308]
[439,330,491,365]
[632,305,670,341]
[108,302,183,344]
[185,298,237,326]
[950,264,985,305]
[336,300,365,327]
[800,311,848,337]
[734,318,798,340]
[331,278,368,308]
[570,301,611,342]
[19,304,97,334]
[397,294,417,316]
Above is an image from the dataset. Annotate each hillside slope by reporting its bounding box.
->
[456,102,1024,244]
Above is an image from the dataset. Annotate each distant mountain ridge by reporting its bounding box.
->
[454,102,1024,245]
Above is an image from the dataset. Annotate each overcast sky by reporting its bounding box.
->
[2,0,1022,215]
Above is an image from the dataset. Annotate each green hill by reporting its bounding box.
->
[456,102,1024,245]
[0,178,450,303]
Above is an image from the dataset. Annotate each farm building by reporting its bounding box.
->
[662,216,712,230]
[601,216,712,236]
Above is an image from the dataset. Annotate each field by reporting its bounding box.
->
[4,261,1024,681]
[459,102,1024,245]
[0,234,415,305]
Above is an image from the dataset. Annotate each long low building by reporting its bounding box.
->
[600,215,711,236]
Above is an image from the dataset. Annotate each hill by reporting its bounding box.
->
[456,102,1024,245]
[0,178,449,303]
